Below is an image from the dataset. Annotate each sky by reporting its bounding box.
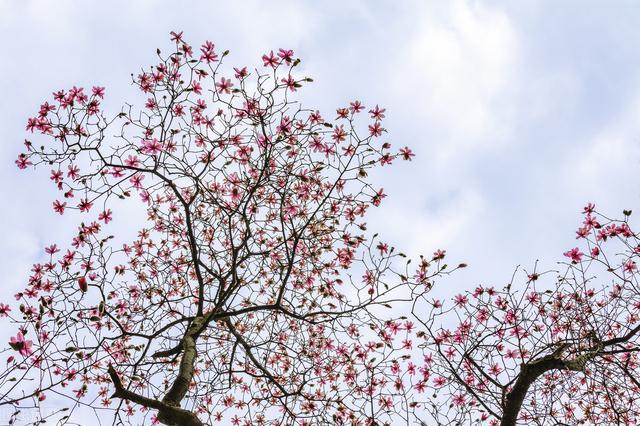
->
[0,0,639,421]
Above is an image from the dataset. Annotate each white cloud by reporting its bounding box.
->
[569,89,640,203]
[398,1,520,159]
[370,187,486,257]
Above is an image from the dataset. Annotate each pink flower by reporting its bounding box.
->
[169,30,184,43]
[284,203,299,217]
[9,332,33,357]
[575,226,589,238]
[372,188,387,207]
[452,394,466,406]
[78,277,88,293]
[125,155,140,167]
[454,294,468,306]
[337,248,354,268]
[73,385,87,398]
[368,121,383,137]
[229,187,242,203]
[15,155,32,169]
[281,75,297,91]
[563,247,584,263]
[583,202,595,214]
[233,67,249,79]
[67,165,80,180]
[98,209,113,224]
[378,396,393,410]
[92,86,105,98]
[50,169,63,184]
[200,41,218,63]
[130,174,145,189]
[331,125,347,143]
[277,48,294,64]
[141,139,163,155]
[489,363,502,376]
[475,308,489,322]
[26,117,38,132]
[369,105,386,120]
[399,147,415,161]
[526,292,540,304]
[349,100,364,113]
[0,303,10,317]
[53,200,66,215]
[433,376,446,387]
[414,381,427,393]
[262,50,280,68]
[377,242,389,254]
[624,260,637,273]
[78,198,93,213]
[433,249,446,260]
[216,77,234,94]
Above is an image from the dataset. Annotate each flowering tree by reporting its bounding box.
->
[6,31,637,426]
[411,205,640,426]
[1,32,441,425]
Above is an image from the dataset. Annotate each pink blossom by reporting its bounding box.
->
[98,209,113,224]
[0,303,10,317]
[454,294,468,306]
[92,86,105,98]
[563,247,584,263]
[368,105,386,120]
[216,77,234,94]
[262,50,280,68]
[53,200,66,215]
[9,332,33,357]
[399,147,415,161]
[15,155,32,169]
[233,67,248,79]
[277,48,294,64]
[378,396,393,410]
[624,259,637,273]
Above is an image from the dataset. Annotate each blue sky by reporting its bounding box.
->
[0,1,639,416]
[2,0,640,306]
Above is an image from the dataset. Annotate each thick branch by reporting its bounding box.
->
[224,318,292,398]
[500,344,597,426]
[108,365,203,426]
[162,316,205,406]
[152,342,183,359]
[500,355,566,426]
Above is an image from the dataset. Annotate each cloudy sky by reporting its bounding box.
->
[0,1,639,417]
[3,0,640,306]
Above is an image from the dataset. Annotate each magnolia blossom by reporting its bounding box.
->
[9,332,33,357]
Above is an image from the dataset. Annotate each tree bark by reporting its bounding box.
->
[500,348,594,426]
[500,355,566,426]
[108,316,207,426]
[108,364,204,426]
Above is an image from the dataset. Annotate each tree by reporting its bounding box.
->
[6,31,637,426]
[2,32,439,426]
[411,205,640,425]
